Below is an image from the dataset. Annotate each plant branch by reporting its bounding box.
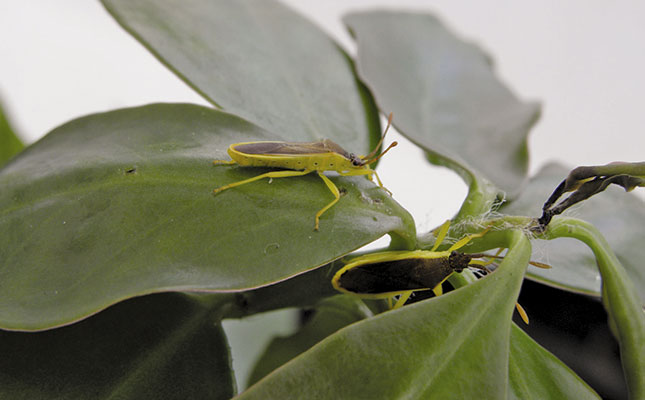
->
[537,162,645,228]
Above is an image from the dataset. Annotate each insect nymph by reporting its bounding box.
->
[213,114,397,230]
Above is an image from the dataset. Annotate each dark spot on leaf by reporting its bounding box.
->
[125,167,137,174]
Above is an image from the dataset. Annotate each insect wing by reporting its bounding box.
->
[317,139,353,158]
[337,257,453,295]
[234,140,351,158]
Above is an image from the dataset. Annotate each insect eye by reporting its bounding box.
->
[349,154,362,166]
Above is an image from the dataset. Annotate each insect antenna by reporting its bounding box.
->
[364,141,398,165]
[363,112,396,164]
[466,252,552,270]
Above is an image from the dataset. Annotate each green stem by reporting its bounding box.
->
[423,150,500,223]
[454,172,499,222]
[583,161,645,180]
[544,217,645,399]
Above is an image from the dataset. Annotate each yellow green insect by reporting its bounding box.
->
[213,114,397,230]
[332,221,549,323]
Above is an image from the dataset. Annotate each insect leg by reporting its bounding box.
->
[392,290,413,309]
[515,303,529,324]
[371,170,393,196]
[315,172,341,230]
[339,169,392,195]
[392,278,447,309]
[370,169,383,187]
[213,169,311,194]
[430,220,451,251]
[213,160,237,165]
[446,227,491,252]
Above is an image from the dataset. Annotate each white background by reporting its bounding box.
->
[2,1,645,231]
[2,0,644,387]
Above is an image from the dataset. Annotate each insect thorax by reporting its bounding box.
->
[447,251,475,272]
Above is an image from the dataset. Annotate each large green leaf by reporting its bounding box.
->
[508,325,599,399]
[247,295,372,387]
[501,162,645,302]
[238,230,532,399]
[101,0,381,152]
[0,293,235,400]
[345,11,540,197]
[0,103,415,331]
[224,260,342,319]
[0,101,24,166]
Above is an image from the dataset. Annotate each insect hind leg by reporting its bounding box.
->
[213,169,311,193]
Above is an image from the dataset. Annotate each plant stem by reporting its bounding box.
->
[544,217,645,399]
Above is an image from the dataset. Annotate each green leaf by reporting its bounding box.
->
[345,11,540,198]
[247,295,372,387]
[0,293,236,400]
[101,0,381,153]
[501,162,645,303]
[0,100,24,166]
[237,230,533,399]
[0,103,415,331]
[225,261,342,319]
[509,325,600,399]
